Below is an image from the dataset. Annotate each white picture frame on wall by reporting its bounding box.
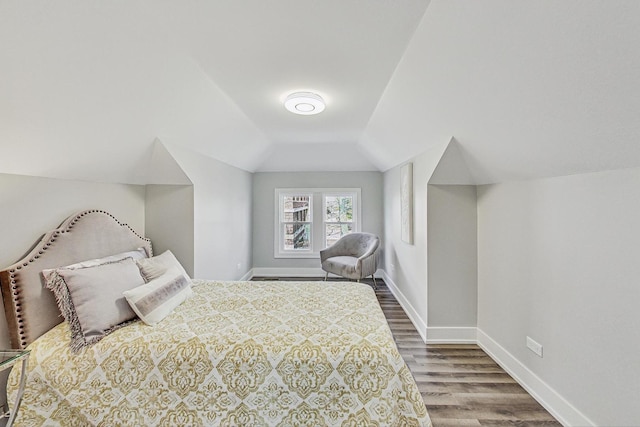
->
[401,162,413,244]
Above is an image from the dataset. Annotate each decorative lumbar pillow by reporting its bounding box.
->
[136,250,190,283]
[41,247,148,284]
[123,267,193,325]
[45,257,146,352]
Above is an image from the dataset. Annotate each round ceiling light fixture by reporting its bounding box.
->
[284,92,325,115]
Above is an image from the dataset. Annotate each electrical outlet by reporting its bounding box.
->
[236,263,242,271]
[526,336,543,358]
[390,263,395,272]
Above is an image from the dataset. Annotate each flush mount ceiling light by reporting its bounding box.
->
[284,92,325,115]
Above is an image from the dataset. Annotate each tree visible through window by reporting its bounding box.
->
[275,188,360,258]
[324,195,354,247]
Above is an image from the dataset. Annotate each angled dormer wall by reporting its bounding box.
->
[427,140,478,341]
[145,140,195,277]
[147,139,253,281]
[382,138,478,342]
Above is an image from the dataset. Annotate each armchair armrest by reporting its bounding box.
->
[357,244,378,262]
[320,236,353,263]
[320,244,341,263]
[357,247,378,277]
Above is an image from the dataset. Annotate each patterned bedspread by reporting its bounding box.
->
[8,280,431,426]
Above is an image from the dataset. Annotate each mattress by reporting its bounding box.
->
[8,280,431,426]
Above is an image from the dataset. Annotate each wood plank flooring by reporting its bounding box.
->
[374,281,561,427]
[254,277,562,427]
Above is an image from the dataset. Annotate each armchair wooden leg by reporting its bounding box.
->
[324,272,328,281]
[372,275,377,290]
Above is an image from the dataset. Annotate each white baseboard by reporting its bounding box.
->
[426,327,477,343]
[380,270,428,343]
[239,269,254,281]
[477,329,594,427]
[250,267,384,279]
[251,267,324,278]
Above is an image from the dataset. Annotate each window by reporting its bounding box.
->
[281,193,312,251]
[275,188,361,258]
[323,193,355,247]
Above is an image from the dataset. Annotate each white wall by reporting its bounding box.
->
[427,185,477,329]
[0,173,146,406]
[0,3,271,183]
[382,145,445,338]
[363,1,640,183]
[145,185,195,277]
[477,167,640,426]
[165,145,253,280]
[252,171,383,271]
[0,174,146,270]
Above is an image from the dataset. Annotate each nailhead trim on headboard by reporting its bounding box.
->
[0,209,152,349]
[8,271,26,349]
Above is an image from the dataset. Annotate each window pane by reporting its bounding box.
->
[325,195,353,223]
[325,223,353,247]
[283,196,310,222]
[325,196,340,222]
[284,223,311,250]
[339,196,353,222]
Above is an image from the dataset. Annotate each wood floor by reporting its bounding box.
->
[254,277,562,427]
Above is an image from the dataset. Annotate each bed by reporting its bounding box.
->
[1,210,431,426]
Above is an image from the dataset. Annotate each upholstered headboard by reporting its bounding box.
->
[0,210,152,349]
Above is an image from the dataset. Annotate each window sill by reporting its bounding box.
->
[274,252,320,259]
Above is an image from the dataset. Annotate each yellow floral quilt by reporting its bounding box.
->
[8,280,431,426]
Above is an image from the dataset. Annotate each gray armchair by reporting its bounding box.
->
[320,232,380,288]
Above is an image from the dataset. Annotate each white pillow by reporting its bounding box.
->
[42,247,148,283]
[136,250,190,283]
[45,257,146,352]
[123,267,193,325]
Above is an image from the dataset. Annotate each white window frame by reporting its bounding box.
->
[274,188,361,259]
[275,189,314,258]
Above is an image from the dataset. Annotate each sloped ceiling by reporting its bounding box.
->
[364,0,640,184]
[1,1,638,184]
